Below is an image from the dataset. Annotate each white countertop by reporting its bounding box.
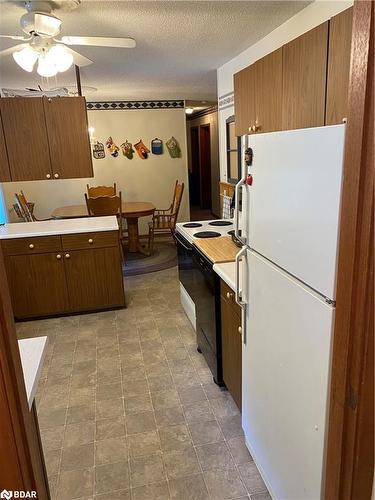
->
[18,336,48,410]
[0,216,118,239]
[214,260,243,293]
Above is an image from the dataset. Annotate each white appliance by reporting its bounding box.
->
[235,125,346,499]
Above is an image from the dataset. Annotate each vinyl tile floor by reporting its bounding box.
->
[17,267,271,500]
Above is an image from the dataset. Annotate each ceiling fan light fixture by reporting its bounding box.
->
[185,107,194,115]
[48,45,73,72]
[12,45,38,72]
[37,53,58,77]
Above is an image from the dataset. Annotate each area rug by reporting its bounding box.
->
[123,240,178,276]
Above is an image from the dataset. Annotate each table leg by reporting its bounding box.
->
[126,217,150,255]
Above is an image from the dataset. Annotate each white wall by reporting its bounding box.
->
[1,107,190,233]
[217,0,353,182]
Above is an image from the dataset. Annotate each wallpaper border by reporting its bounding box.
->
[87,100,185,110]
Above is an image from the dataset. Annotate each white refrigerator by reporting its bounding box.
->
[234,125,346,499]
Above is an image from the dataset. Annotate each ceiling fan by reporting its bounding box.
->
[0,0,136,77]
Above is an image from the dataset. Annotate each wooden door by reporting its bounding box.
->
[0,113,10,181]
[0,98,52,181]
[221,282,242,410]
[326,7,353,125]
[199,124,212,210]
[234,64,256,136]
[254,48,283,134]
[282,22,329,130]
[189,126,200,206]
[64,246,125,311]
[5,252,68,318]
[43,96,93,179]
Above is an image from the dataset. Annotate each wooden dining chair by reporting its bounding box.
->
[148,180,185,254]
[85,192,125,253]
[14,191,51,222]
[86,183,117,197]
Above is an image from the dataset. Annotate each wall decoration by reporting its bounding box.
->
[166,136,181,158]
[134,140,150,160]
[151,138,163,155]
[121,140,135,159]
[92,141,105,159]
[87,100,184,111]
[106,136,120,157]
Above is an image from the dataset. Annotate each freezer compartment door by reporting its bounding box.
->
[246,125,345,300]
[242,250,334,500]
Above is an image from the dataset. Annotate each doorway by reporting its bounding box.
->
[189,123,212,219]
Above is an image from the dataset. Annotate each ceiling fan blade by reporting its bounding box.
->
[0,43,29,58]
[63,46,93,67]
[60,36,136,48]
[0,35,31,41]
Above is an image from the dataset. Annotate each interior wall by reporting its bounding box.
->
[186,110,220,216]
[1,107,190,233]
[217,0,353,183]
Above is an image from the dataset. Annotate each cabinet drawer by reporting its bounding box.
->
[61,231,119,251]
[1,236,62,256]
[220,280,241,317]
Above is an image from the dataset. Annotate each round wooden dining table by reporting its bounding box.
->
[51,201,155,254]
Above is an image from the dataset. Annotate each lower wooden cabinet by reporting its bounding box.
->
[220,280,242,410]
[2,231,125,319]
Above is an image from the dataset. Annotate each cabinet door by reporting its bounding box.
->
[326,7,353,125]
[221,283,242,410]
[64,246,125,312]
[0,98,52,181]
[5,252,68,318]
[43,96,93,179]
[254,48,283,134]
[282,22,329,131]
[234,64,256,136]
[0,114,10,182]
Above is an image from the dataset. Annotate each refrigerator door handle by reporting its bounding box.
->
[235,246,248,344]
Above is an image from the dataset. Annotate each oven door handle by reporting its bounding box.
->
[174,232,192,251]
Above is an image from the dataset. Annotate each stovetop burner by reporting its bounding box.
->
[194,231,221,239]
[227,230,235,236]
[208,220,233,227]
[183,222,203,228]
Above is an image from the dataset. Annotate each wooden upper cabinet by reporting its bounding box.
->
[282,22,329,131]
[43,96,93,179]
[254,48,283,134]
[326,7,353,125]
[234,64,256,136]
[0,98,52,181]
[0,115,11,182]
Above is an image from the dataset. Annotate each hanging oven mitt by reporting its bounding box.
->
[105,136,120,157]
[134,140,150,160]
[121,140,135,159]
[151,138,163,155]
[166,136,181,158]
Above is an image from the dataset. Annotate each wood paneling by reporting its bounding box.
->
[2,236,62,256]
[282,22,329,130]
[61,231,118,251]
[43,96,93,179]
[254,48,283,133]
[326,7,353,125]
[5,252,69,318]
[0,113,11,182]
[193,236,239,263]
[234,64,256,136]
[324,1,374,497]
[220,280,242,410]
[0,98,52,181]
[64,246,125,312]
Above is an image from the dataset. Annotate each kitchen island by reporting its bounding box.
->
[0,216,125,319]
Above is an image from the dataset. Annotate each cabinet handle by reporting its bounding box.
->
[238,326,242,335]
[342,117,347,123]
[54,173,59,179]
[56,254,62,260]
[88,238,93,244]
[65,253,70,259]
[48,98,52,102]
[29,243,34,249]
[46,173,51,179]
[226,291,234,300]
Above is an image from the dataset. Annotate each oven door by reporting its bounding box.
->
[175,231,198,301]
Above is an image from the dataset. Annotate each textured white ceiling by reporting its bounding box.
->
[0,0,310,100]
